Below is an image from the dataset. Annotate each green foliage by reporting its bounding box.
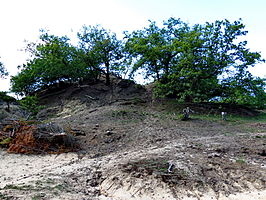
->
[126,18,265,107]
[0,92,16,102]
[19,95,44,116]
[235,158,246,164]
[0,92,16,111]
[0,137,12,145]
[11,31,95,95]
[220,76,266,109]
[125,18,183,80]
[11,27,127,95]
[78,25,125,85]
[9,19,265,108]
[0,59,8,78]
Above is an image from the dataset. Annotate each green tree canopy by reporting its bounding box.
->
[0,92,16,111]
[126,18,265,106]
[78,25,125,85]
[11,31,92,95]
[10,19,265,108]
[0,59,8,78]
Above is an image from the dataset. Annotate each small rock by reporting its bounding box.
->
[105,131,114,136]
[258,150,266,156]
[208,153,221,158]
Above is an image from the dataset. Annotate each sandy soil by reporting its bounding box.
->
[1,128,266,200]
[0,142,266,200]
[1,81,266,199]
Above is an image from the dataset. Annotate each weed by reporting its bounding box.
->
[0,137,12,145]
[227,112,266,124]
[223,132,234,136]
[255,135,266,139]
[154,111,181,121]
[31,193,46,200]
[192,113,226,122]
[195,143,203,147]
[44,178,56,185]
[2,180,67,195]
[19,95,45,118]
[53,184,65,191]
[236,158,246,164]
[134,84,144,90]
[3,184,35,191]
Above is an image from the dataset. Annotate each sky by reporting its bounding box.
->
[0,0,265,91]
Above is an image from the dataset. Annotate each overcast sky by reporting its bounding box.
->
[0,0,265,91]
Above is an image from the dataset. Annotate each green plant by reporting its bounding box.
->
[0,92,16,112]
[19,95,45,117]
[255,135,266,139]
[236,158,246,164]
[31,193,46,200]
[223,132,234,136]
[3,184,35,191]
[53,184,65,191]
[127,18,265,106]
[0,59,8,78]
[0,137,12,145]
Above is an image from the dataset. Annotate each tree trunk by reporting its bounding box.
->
[6,102,10,112]
[105,62,110,86]
[156,71,160,81]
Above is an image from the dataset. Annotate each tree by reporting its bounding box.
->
[220,74,266,108]
[78,25,125,85]
[126,18,265,105]
[0,92,16,112]
[0,59,8,78]
[11,31,92,95]
[125,18,184,80]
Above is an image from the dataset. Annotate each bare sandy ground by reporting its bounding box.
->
[1,142,266,200]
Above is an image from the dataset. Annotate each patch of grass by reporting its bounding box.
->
[3,184,35,191]
[31,193,46,200]
[124,159,183,175]
[235,158,246,164]
[255,135,266,139]
[44,178,56,185]
[53,184,65,191]
[35,178,55,186]
[227,112,266,123]
[195,143,204,147]
[223,132,234,136]
[153,111,181,121]
[2,181,67,194]
[110,109,148,123]
[193,112,266,125]
[193,114,221,122]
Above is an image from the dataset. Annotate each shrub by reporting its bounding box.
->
[19,95,45,117]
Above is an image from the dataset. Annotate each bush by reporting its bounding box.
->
[19,95,45,117]
[0,92,16,112]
